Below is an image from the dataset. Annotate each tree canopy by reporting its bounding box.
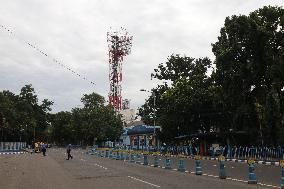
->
[0,84,53,143]
[49,92,123,145]
[138,6,284,146]
[0,85,123,146]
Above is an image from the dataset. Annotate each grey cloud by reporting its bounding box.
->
[0,0,283,112]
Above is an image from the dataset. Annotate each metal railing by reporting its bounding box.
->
[0,142,26,152]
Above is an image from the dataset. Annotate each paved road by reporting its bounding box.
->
[145,155,281,186]
[0,148,278,189]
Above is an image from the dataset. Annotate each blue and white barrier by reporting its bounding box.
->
[0,142,26,152]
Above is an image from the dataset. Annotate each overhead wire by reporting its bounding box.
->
[0,24,96,86]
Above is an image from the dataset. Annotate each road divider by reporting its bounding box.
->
[88,148,282,188]
[248,159,257,184]
[195,155,202,175]
[154,155,159,167]
[280,159,284,189]
[143,154,149,165]
[165,157,172,169]
[218,155,226,179]
[178,158,185,172]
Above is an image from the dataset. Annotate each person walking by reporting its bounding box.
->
[31,141,35,154]
[66,144,73,160]
[41,143,47,156]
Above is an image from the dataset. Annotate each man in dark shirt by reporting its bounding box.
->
[66,144,73,160]
[41,143,47,156]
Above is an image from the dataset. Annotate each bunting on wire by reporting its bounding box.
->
[0,24,95,86]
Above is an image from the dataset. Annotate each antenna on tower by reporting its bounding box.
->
[107,27,133,111]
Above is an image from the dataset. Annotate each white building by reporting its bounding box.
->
[120,108,136,125]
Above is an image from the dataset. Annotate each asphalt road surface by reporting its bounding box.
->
[0,148,279,189]
[145,155,281,186]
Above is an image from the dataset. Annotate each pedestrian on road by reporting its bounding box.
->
[31,141,35,154]
[41,143,47,156]
[66,144,73,160]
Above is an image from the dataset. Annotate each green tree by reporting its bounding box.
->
[50,92,123,146]
[50,111,73,144]
[0,85,53,143]
[212,6,284,145]
[79,93,122,145]
[139,55,215,142]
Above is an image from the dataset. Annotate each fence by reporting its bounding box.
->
[0,142,26,152]
[113,145,284,161]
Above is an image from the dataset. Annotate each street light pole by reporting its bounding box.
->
[140,89,156,146]
[153,91,156,129]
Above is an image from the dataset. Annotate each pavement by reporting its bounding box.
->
[0,148,279,189]
[145,155,281,186]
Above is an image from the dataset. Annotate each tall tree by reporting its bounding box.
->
[139,55,215,142]
[50,92,123,145]
[212,6,284,145]
[0,85,53,142]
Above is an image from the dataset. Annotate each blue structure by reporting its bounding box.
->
[248,163,257,184]
[219,160,226,179]
[195,160,202,175]
[120,152,124,160]
[120,127,131,146]
[116,152,120,160]
[281,166,284,189]
[154,156,159,167]
[130,154,135,163]
[105,150,109,158]
[125,153,129,160]
[165,158,171,169]
[0,142,26,152]
[112,152,116,159]
[119,125,161,149]
[127,125,160,135]
[178,159,185,172]
[143,155,149,165]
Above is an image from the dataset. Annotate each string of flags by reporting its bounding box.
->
[0,24,95,86]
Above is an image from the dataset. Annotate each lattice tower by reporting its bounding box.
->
[107,28,133,111]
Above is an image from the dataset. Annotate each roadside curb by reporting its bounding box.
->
[0,151,26,155]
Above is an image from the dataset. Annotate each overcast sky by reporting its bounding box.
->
[0,0,283,112]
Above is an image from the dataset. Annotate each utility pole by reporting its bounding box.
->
[33,126,35,142]
[140,89,157,146]
[153,91,156,128]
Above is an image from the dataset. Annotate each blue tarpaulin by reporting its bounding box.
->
[126,125,160,135]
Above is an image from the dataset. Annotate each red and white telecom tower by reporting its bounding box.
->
[107,28,133,111]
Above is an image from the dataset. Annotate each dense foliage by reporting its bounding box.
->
[0,84,53,143]
[138,6,284,146]
[49,92,123,145]
[0,85,123,145]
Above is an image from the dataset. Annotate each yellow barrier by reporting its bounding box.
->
[247,158,255,165]
[218,155,225,161]
[165,153,171,157]
[195,155,201,160]
[96,148,111,151]
[178,154,186,158]
[152,152,160,156]
[142,151,150,155]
